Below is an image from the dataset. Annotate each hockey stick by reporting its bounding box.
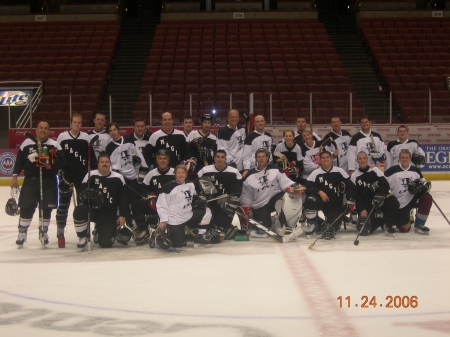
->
[85,135,99,254]
[354,206,376,246]
[25,132,46,250]
[319,137,334,153]
[308,210,346,250]
[432,199,450,226]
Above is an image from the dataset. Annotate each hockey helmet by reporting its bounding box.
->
[199,113,213,124]
[155,230,173,250]
[58,171,73,194]
[155,149,170,158]
[254,147,271,159]
[5,198,19,216]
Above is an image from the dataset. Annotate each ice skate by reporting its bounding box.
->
[193,232,212,248]
[39,227,49,250]
[385,226,396,237]
[16,228,27,249]
[57,227,65,248]
[133,228,150,245]
[77,237,87,252]
[414,223,430,235]
[148,227,156,248]
[304,220,316,239]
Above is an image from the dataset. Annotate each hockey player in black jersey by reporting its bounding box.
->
[55,113,97,248]
[240,148,305,236]
[88,112,111,160]
[123,118,151,158]
[350,152,400,237]
[384,149,432,235]
[217,109,246,171]
[11,122,65,248]
[73,153,129,249]
[273,129,303,183]
[131,149,175,246]
[197,150,242,240]
[156,165,213,249]
[385,125,426,171]
[304,151,357,239]
[143,112,193,169]
[186,113,217,173]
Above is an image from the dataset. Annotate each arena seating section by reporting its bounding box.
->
[0,21,119,127]
[134,19,364,125]
[360,17,450,123]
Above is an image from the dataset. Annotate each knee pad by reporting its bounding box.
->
[304,195,319,209]
[305,209,317,220]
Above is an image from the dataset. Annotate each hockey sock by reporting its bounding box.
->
[197,224,208,235]
[415,213,428,226]
[417,193,432,216]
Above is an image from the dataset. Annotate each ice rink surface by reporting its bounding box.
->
[0,183,449,337]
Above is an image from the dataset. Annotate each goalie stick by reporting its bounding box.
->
[25,132,46,250]
[235,211,302,243]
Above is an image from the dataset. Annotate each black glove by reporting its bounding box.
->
[412,153,426,166]
[372,194,385,209]
[344,198,356,215]
[138,167,149,184]
[219,196,241,218]
[192,195,207,209]
[79,188,96,204]
[132,154,142,167]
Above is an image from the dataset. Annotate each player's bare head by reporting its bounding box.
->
[255,148,270,168]
[174,165,187,183]
[214,150,227,168]
[93,112,107,130]
[71,113,83,123]
[399,149,411,168]
[320,151,333,168]
[36,121,50,140]
[107,122,120,141]
[70,113,82,130]
[320,151,332,160]
[296,117,307,130]
[182,115,193,131]
[330,116,341,130]
[98,152,111,172]
[400,149,412,159]
[356,151,368,168]
[397,125,409,140]
[134,118,146,136]
[155,149,170,170]
[161,112,173,130]
[254,115,265,132]
[228,109,239,127]
[302,128,313,143]
[359,115,371,131]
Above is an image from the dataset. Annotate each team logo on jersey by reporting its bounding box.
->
[183,189,193,208]
[257,174,270,192]
[262,140,270,149]
[399,177,410,193]
[95,178,100,185]
[340,142,349,157]
[0,152,16,175]
[318,176,340,195]
[120,150,131,166]
[237,135,244,147]
[366,142,375,152]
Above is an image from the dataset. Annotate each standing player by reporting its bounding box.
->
[156,165,213,249]
[197,150,242,239]
[385,125,426,171]
[293,117,321,147]
[73,153,128,249]
[348,115,386,176]
[88,112,111,160]
[300,129,322,182]
[55,113,97,247]
[217,109,246,171]
[144,112,192,169]
[350,152,399,236]
[182,115,194,137]
[322,116,352,173]
[123,118,151,157]
[242,115,274,177]
[240,148,305,234]
[384,149,432,235]
[303,151,356,238]
[131,149,175,246]
[186,114,217,173]
[273,129,303,183]
[11,122,65,247]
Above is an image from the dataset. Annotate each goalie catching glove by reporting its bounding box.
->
[408,179,431,196]
[285,183,306,196]
[79,188,103,209]
[219,195,241,218]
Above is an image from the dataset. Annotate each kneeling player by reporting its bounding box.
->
[384,149,432,234]
[351,152,399,236]
[73,153,129,249]
[304,151,357,239]
[156,165,213,250]
[240,148,305,237]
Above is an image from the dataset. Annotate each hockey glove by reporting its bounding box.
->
[132,154,142,167]
[238,206,253,230]
[372,194,385,209]
[344,198,356,215]
[138,167,149,184]
[285,183,306,196]
[412,153,426,166]
[145,192,157,211]
[192,195,207,209]
[284,166,299,179]
[369,151,386,162]
[79,188,102,208]
[181,157,197,178]
[219,195,241,218]
[408,179,431,195]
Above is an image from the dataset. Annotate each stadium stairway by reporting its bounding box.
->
[321,14,398,123]
[99,16,159,125]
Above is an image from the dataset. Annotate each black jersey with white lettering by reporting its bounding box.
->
[197,164,242,196]
[57,131,97,185]
[350,166,390,212]
[305,166,356,208]
[141,167,175,196]
[144,129,191,167]
[79,170,128,216]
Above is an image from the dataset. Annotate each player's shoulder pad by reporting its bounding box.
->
[387,140,402,152]
[109,170,126,184]
[217,125,236,140]
[383,165,403,177]
[349,132,367,146]
[371,131,383,141]
[245,131,261,144]
[45,138,62,150]
[267,163,284,173]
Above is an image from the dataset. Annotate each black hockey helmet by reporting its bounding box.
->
[199,113,213,124]
[155,149,170,158]
[58,170,73,194]
[5,198,19,216]
[156,230,173,250]
[254,147,271,159]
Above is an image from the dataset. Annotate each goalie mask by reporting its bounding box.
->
[5,198,19,216]
[58,171,73,194]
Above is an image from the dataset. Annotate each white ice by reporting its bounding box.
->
[0,183,449,337]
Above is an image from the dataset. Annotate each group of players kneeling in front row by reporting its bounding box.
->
[8,137,433,251]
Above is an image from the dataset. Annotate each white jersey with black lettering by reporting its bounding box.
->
[384,164,424,208]
[385,139,425,170]
[88,130,111,160]
[348,131,386,172]
[217,125,246,171]
[105,137,147,180]
[157,180,196,226]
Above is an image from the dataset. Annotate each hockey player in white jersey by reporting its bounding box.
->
[348,115,386,176]
[240,148,305,237]
[273,129,303,183]
[322,116,352,173]
[293,117,321,147]
[156,165,213,250]
[385,125,426,171]
[217,109,246,171]
[384,149,432,235]
[350,152,400,237]
[88,112,111,160]
[242,115,274,177]
[300,129,323,181]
